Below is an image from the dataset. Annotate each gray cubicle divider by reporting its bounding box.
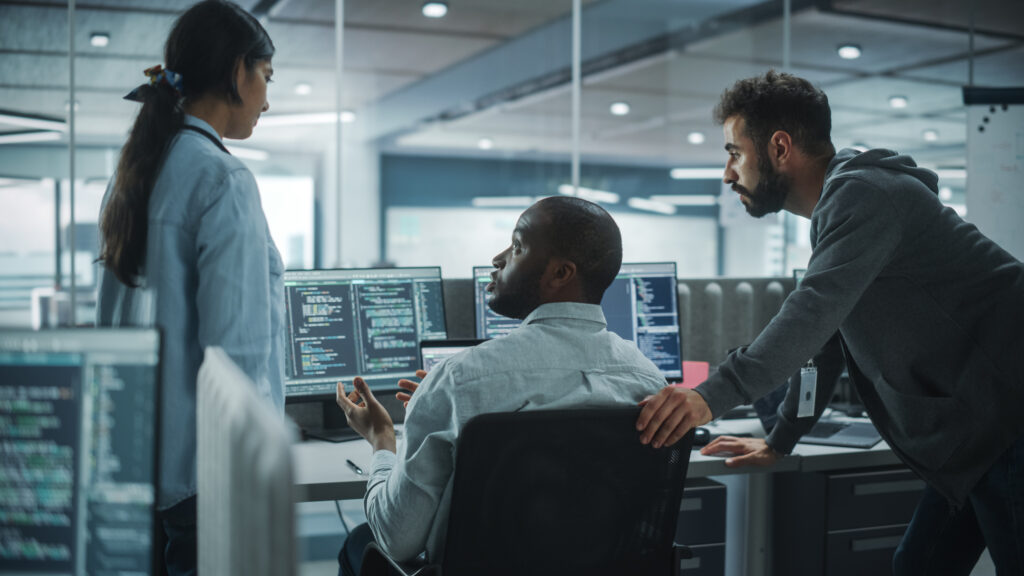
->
[441,276,796,363]
[677,277,793,365]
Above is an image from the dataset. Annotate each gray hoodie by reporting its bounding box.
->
[697,148,1024,506]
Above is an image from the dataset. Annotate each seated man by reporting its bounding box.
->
[336,196,667,573]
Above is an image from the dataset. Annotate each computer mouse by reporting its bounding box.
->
[692,427,710,446]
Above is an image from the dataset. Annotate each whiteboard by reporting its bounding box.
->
[965,93,1024,261]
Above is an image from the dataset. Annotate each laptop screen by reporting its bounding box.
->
[420,339,486,372]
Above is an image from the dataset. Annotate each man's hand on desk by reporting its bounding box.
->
[336,377,397,453]
[636,385,712,449]
[395,369,427,408]
[701,436,780,468]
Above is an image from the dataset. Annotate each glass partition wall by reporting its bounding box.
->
[2,0,1022,326]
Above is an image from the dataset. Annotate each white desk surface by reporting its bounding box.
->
[292,418,899,502]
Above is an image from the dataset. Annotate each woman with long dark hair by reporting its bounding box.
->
[96,1,283,573]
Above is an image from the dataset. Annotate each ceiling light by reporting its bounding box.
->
[558,184,620,204]
[837,44,861,60]
[477,138,493,150]
[259,112,357,126]
[922,129,939,142]
[293,83,312,96]
[90,32,110,48]
[64,100,80,112]
[609,102,631,116]
[471,196,533,208]
[421,2,448,18]
[225,146,269,161]
[669,168,722,180]
[938,187,953,201]
[687,131,705,145]
[0,111,66,132]
[340,110,356,124]
[648,194,718,206]
[0,131,63,145]
[888,95,908,109]
[627,197,677,215]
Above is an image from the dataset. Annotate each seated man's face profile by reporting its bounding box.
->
[486,204,552,320]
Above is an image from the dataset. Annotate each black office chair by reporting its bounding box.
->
[360,406,696,576]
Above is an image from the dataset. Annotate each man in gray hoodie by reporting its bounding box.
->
[637,70,1024,575]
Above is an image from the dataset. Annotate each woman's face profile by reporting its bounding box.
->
[226,58,272,140]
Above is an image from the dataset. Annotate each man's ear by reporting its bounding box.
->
[547,258,577,290]
[769,130,794,168]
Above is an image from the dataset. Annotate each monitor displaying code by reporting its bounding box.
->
[283,267,447,398]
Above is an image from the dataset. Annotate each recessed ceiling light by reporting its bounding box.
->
[609,102,631,116]
[669,168,723,180]
[687,131,705,145]
[922,129,939,142]
[90,32,110,48]
[837,44,861,60]
[938,186,953,201]
[340,110,356,124]
[477,138,493,150]
[422,2,448,18]
[294,83,312,96]
[888,95,909,109]
[0,131,63,145]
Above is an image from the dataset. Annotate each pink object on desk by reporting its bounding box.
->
[677,361,710,389]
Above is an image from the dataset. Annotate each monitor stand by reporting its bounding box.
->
[301,402,363,443]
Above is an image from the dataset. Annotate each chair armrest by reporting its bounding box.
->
[674,543,693,560]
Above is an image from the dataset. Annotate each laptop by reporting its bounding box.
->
[753,383,882,449]
[420,339,487,372]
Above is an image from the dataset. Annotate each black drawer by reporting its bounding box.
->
[675,543,725,576]
[825,524,908,576]
[675,478,726,546]
[826,468,925,531]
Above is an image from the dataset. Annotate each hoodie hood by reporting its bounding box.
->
[828,147,940,195]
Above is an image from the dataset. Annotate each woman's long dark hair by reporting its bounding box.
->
[99,0,274,286]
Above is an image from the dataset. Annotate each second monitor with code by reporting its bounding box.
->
[473,261,683,381]
[283,267,448,400]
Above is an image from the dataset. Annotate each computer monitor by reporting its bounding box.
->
[0,328,162,575]
[283,267,448,400]
[473,262,683,381]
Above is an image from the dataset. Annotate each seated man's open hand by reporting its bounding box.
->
[336,377,397,453]
[701,436,780,468]
[395,369,427,408]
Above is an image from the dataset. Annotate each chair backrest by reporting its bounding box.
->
[441,407,694,576]
[197,347,297,576]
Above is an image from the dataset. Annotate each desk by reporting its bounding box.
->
[293,419,909,576]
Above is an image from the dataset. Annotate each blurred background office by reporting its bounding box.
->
[4,0,1022,329]
[1,0,1021,572]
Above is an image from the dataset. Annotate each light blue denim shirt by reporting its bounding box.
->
[96,115,285,510]
[362,302,667,563]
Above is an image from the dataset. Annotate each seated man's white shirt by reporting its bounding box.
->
[363,301,667,562]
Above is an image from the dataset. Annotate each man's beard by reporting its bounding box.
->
[487,263,545,320]
[735,153,790,218]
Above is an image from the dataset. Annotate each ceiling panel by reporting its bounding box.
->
[686,8,1011,75]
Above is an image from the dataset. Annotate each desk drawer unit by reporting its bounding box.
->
[773,466,925,576]
[675,478,726,576]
